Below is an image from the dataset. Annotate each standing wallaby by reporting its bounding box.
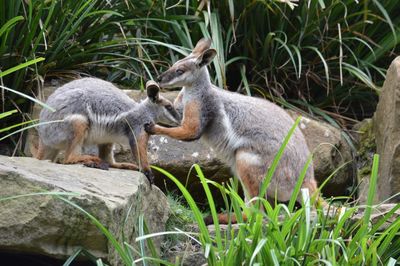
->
[145,38,320,220]
[35,77,180,185]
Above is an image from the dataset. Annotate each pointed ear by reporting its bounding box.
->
[192,38,212,55]
[195,48,217,68]
[146,80,160,102]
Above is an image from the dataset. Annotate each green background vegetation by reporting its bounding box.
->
[1,0,399,144]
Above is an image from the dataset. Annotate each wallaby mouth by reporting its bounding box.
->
[156,71,179,90]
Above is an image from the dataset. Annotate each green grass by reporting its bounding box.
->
[149,156,400,265]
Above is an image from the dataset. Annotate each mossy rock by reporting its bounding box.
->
[353,118,376,203]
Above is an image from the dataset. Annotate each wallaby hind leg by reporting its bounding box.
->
[98,143,139,170]
[205,149,266,225]
[36,138,59,161]
[135,132,154,186]
[63,119,108,170]
[235,149,266,200]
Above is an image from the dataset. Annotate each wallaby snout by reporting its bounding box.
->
[156,68,182,89]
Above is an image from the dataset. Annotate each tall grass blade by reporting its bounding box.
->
[259,116,301,200]
[0,57,45,78]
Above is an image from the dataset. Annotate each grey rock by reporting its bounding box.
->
[373,56,400,202]
[163,240,206,266]
[0,155,170,265]
[352,118,376,203]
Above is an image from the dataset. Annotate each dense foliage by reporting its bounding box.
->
[1,0,399,132]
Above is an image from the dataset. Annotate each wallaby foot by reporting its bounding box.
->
[204,212,248,225]
[109,162,139,170]
[64,154,109,170]
[142,169,154,188]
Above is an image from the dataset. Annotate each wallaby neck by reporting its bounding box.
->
[116,102,151,125]
[183,68,213,95]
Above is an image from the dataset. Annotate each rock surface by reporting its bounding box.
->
[373,56,400,202]
[0,155,170,265]
[25,81,354,201]
[353,119,376,203]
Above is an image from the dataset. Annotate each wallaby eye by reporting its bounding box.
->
[176,69,184,75]
[165,105,174,111]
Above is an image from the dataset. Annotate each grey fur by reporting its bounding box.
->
[155,39,316,202]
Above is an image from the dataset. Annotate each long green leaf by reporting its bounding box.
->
[0,57,45,78]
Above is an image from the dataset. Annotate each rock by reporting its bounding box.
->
[353,119,376,203]
[373,56,400,202]
[25,81,354,203]
[351,203,400,230]
[163,240,206,266]
[0,155,170,265]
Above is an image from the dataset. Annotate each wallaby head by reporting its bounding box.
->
[157,38,217,89]
[144,80,181,125]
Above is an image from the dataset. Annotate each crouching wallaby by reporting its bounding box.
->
[145,38,321,221]
[35,77,180,185]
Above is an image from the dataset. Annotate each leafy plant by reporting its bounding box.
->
[147,154,400,265]
[205,0,399,121]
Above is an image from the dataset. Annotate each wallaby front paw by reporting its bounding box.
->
[203,215,214,225]
[144,122,155,134]
[143,169,154,187]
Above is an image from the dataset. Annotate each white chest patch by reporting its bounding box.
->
[236,151,263,166]
[85,109,128,145]
[203,111,245,165]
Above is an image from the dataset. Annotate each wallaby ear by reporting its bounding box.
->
[146,80,160,102]
[195,48,217,68]
[192,38,212,55]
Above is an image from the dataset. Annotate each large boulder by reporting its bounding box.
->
[0,155,170,265]
[373,56,400,202]
[25,80,354,201]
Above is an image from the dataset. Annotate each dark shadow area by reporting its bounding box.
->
[0,251,95,266]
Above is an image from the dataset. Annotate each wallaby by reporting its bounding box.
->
[145,38,320,221]
[35,77,180,185]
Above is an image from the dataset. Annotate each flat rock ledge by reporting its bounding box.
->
[0,156,170,265]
